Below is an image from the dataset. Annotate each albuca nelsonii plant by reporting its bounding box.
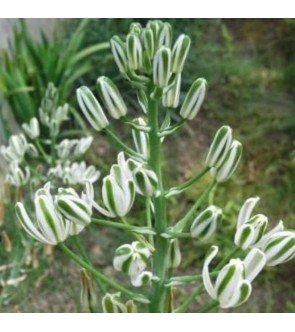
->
[9,20,295,313]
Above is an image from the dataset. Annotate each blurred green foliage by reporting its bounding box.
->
[0,19,109,130]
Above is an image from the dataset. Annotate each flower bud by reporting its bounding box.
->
[22,117,40,140]
[190,205,222,240]
[132,167,158,197]
[261,231,295,266]
[56,189,92,226]
[157,22,173,49]
[153,47,171,89]
[212,140,243,182]
[206,126,233,168]
[113,241,152,276]
[132,118,149,158]
[102,293,127,313]
[6,162,30,187]
[16,183,70,245]
[146,20,163,45]
[110,35,129,74]
[171,34,191,74]
[180,78,206,120]
[76,86,109,131]
[130,271,153,287]
[235,214,268,250]
[1,134,28,162]
[80,269,97,312]
[162,73,181,108]
[73,137,93,157]
[62,161,100,185]
[143,28,155,59]
[129,22,142,35]
[97,76,127,119]
[101,174,135,217]
[56,139,77,160]
[125,300,138,313]
[127,33,143,70]
[168,239,182,268]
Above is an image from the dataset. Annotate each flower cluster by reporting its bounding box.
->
[93,152,158,218]
[1,133,37,187]
[15,182,93,245]
[202,196,295,308]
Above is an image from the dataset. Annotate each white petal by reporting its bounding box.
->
[244,248,266,282]
[202,245,219,299]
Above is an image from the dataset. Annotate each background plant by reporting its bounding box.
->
[0,18,109,138]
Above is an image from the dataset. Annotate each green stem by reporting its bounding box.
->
[158,119,186,137]
[60,243,146,301]
[91,217,155,234]
[146,198,154,247]
[162,231,192,239]
[147,95,169,313]
[121,217,154,251]
[165,166,209,197]
[73,236,106,293]
[197,300,219,313]
[50,133,57,167]
[105,127,144,160]
[35,139,49,160]
[174,181,217,232]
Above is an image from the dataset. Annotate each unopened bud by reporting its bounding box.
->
[190,205,221,240]
[153,47,171,89]
[180,78,206,120]
[22,117,40,140]
[127,33,143,70]
[171,34,191,74]
[212,140,243,182]
[206,126,233,168]
[76,86,109,131]
[97,76,127,119]
[162,73,181,108]
[110,36,129,74]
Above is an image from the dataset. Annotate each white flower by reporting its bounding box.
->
[211,140,243,182]
[22,117,40,140]
[55,187,92,226]
[203,246,266,308]
[15,182,71,245]
[261,230,295,266]
[190,205,222,240]
[15,182,92,245]
[6,162,30,187]
[206,126,233,168]
[113,241,152,276]
[1,134,28,163]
